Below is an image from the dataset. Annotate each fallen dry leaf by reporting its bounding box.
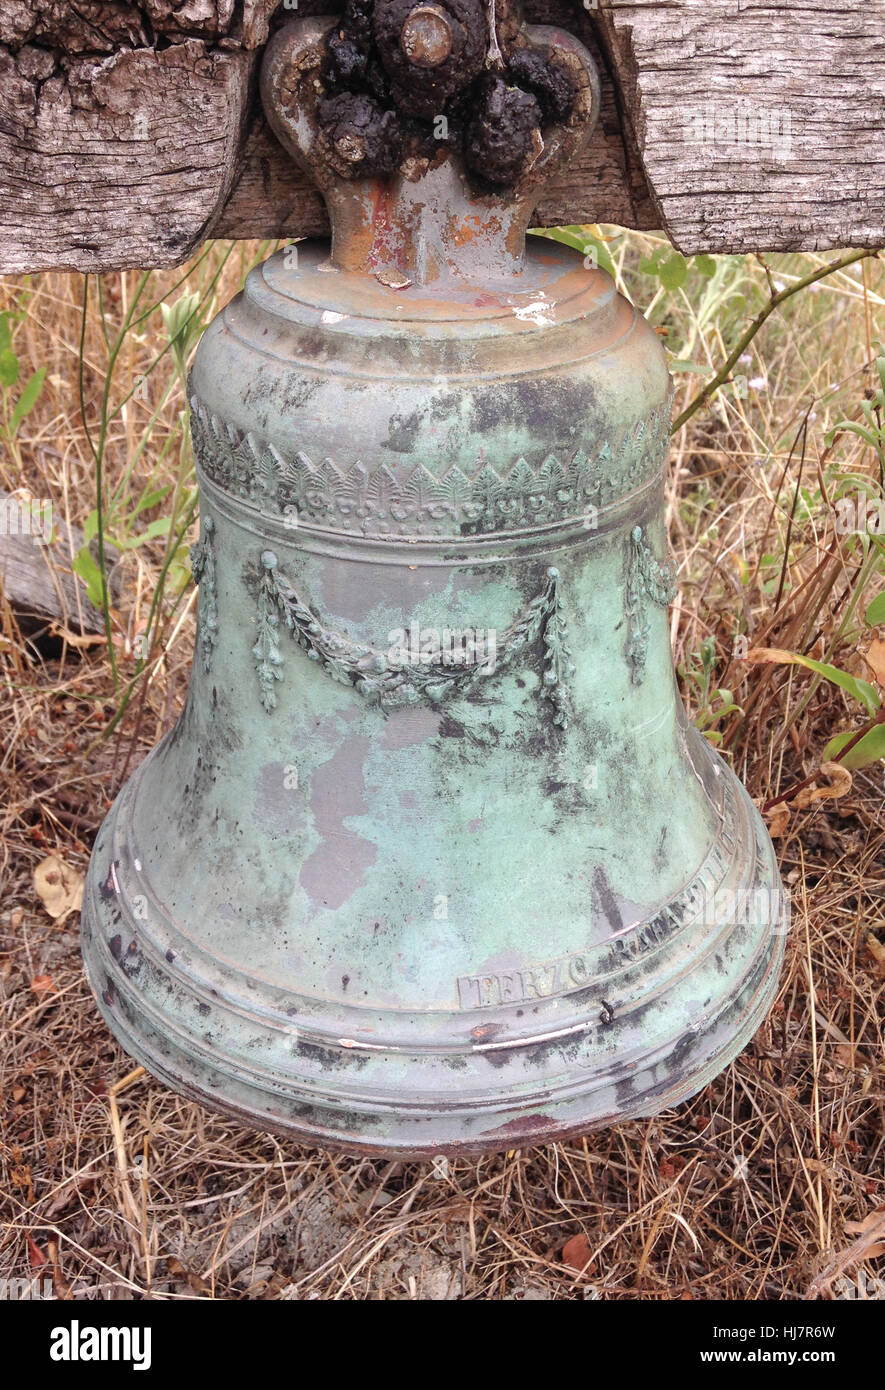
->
[43,1176,95,1221]
[373,267,412,290]
[560,1232,594,1273]
[836,1211,885,1257]
[837,1043,861,1069]
[864,931,885,978]
[746,646,800,665]
[807,1234,883,1301]
[12,1162,35,1203]
[794,762,852,810]
[167,1256,212,1294]
[33,854,83,923]
[765,803,791,838]
[844,1207,885,1236]
[46,1239,73,1300]
[47,622,107,650]
[260,1270,294,1300]
[863,637,885,686]
[27,1233,47,1268]
[30,974,56,996]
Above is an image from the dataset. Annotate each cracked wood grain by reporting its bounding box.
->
[594,0,885,254]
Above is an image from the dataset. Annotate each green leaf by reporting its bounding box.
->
[168,551,193,596]
[114,516,173,549]
[132,485,172,517]
[694,254,717,279]
[832,472,878,500]
[161,291,203,374]
[797,659,880,715]
[658,253,688,291]
[798,657,880,714]
[0,347,19,388]
[584,239,616,278]
[532,226,584,250]
[669,359,714,376]
[529,227,615,277]
[823,722,885,770]
[82,509,99,545]
[825,420,882,451]
[751,648,880,715]
[8,366,46,437]
[73,543,105,608]
[866,592,885,626]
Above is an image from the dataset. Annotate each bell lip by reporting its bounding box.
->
[81,913,785,1159]
[81,760,786,1157]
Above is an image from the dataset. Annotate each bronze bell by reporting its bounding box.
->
[81,4,786,1156]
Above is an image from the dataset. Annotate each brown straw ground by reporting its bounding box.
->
[0,239,883,1300]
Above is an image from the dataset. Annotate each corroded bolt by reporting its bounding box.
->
[335,133,367,164]
[400,4,454,68]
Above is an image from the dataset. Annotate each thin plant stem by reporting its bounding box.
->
[672,250,881,435]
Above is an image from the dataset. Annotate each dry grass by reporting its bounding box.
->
[0,236,883,1300]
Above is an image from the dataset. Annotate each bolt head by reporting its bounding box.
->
[400,5,454,68]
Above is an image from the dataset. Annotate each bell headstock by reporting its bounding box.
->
[260,3,600,284]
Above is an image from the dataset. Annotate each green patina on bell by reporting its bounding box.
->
[81,5,786,1156]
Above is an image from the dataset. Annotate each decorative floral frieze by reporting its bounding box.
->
[249,552,574,725]
[625,525,677,685]
[189,392,672,539]
[189,514,218,673]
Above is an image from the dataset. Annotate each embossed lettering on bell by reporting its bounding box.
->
[82,3,786,1155]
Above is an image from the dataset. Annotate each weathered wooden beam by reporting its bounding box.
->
[0,490,118,635]
[0,2,882,275]
[0,33,254,273]
[595,0,885,255]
